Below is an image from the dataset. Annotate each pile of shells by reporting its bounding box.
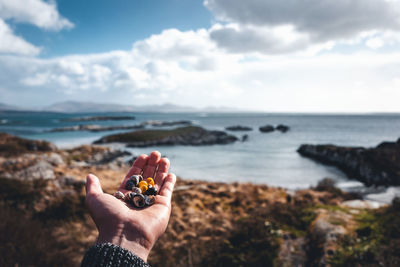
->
[114,175,157,208]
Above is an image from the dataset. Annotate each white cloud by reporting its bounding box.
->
[0,0,73,30]
[0,0,72,56]
[0,19,40,55]
[2,27,400,112]
[205,0,400,54]
[366,37,385,49]
[1,1,400,112]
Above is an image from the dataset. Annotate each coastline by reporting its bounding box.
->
[0,133,399,265]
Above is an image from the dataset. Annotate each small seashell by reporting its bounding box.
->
[129,175,141,186]
[138,180,148,187]
[132,193,146,208]
[132,187,142,194]
[145,195,155,206]
[145,186,157,196]
[146,177,155,186]
[125,192,135,202]
[125,179,135,190]
[139,184,148,193]
[114,191,125,200]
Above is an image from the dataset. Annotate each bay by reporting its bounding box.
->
[1,111,400,201]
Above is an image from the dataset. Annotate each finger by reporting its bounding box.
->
[119,154,149,191]
[86,174,103,197]
[142,151,161,179]
[159,173,176,201]
[154,157,170,189]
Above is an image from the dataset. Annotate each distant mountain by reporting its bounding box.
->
[203,105,242,112]
[44,101,199,113]
[0,101,246,113]
[0,103,22,111]
[44,101,137,113]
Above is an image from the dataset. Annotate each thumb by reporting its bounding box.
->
[86,173,103,197]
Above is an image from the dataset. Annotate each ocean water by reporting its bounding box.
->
[1,111,400,201]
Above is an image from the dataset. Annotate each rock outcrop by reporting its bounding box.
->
[259,125,275,133]
[93,126,239,147]
[225,125,253,131]
[259,124,290,133]
[297,139,400,186]
[0,132,56,157]
[276,124,290,133]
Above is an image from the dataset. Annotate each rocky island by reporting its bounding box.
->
[0,133,399,266]
[297,138,400,186]
[140,120,192,127]
[259,124,290,133]
[49,124,144,132]
[225,125,253,131]
[48,120,192,133]
[93,126,239,147]
[259,124,275,133]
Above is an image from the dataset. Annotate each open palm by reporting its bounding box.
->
[85,151,176,261]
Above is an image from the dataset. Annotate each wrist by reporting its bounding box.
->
[97,228,152,262]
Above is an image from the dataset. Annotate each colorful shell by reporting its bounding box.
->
[146,177,155,186]
[114,191,125,200]
[138,180,148,187]
[139,184,148,193]
[145,186,157,196]
[145,195,155,206]
[125,179,135,190]
[132,194,146,208]
[129,175,141,186]
[132,187,142,194]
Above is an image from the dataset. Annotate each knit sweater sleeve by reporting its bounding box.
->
[81,243,150,267]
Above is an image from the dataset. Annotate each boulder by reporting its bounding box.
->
[259,125,275,133]
[276,124,290,133]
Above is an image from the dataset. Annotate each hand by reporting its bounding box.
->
[85,151,176,262]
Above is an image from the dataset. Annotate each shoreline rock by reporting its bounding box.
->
[225,125,253,131]
[259,124,290,133]
[297,139,400,186]
[93,126,239,147]
[0,132,56,157]
[276,124,290,133]
[259,124,275,133]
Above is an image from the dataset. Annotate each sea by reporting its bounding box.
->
[1,111,400,203]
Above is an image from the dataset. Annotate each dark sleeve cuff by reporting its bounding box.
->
[81,243,150,267]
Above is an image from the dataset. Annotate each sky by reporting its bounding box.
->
[1,0,400,112]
